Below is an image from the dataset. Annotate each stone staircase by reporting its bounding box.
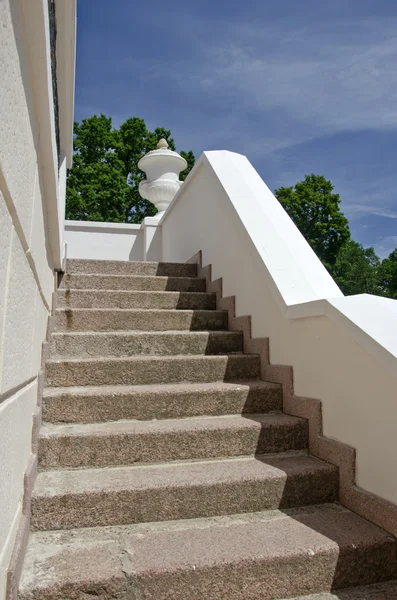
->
[19,259,397,599]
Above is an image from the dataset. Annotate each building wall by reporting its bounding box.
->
[0,1,58,595]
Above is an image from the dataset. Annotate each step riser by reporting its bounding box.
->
[19,506,397,600]
[50,331,243,358]
[57,290,216,310]
[42,384,283,423]
[18,547,397,600]
[38,420,308,468]
[55,309,228,332]
[112,552,397,600]
[31,469,338,530]
[45,356,261,387]
[66,259,198,277]
[59,274,207,292]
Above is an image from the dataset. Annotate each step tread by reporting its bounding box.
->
[39,412,304,438]
[38,413,308,468]
[61,273,204,282]
[67,259,194,268]
[33,453,335,496]
[19,504,397,599]
[66,259,198,277]
[56,308,225,313]
[60,289,212,294]
[55,308,228,332]
[50,330,244,358]
[59,273,207,292]
[57,289,215,306]
[51,329,240,337]
[41,380,283,422]
[42,379,281,398]
[46,353,257,364]
[44,354,261,387]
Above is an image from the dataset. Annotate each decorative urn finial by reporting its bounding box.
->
[138,138,187,216]
[156,138,169,149]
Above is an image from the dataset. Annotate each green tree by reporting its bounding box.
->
[378,249,397,299]
[66,114,195,223]
[332,240,381,295]
[275,174,351,271]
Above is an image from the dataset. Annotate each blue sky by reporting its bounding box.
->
[75,0,397,258]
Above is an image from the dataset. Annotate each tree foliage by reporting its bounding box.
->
[275,174,351,271]
[378,249,397,299]
[275,173,397,299]
[332,241,381,295]
[66,114,195,223]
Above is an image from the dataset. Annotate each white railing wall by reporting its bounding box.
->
[159,151,397,508]
[65,221,144,261]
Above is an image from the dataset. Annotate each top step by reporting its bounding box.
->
[66,259,198,278]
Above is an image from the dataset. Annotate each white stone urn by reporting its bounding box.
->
[138,139,187,216]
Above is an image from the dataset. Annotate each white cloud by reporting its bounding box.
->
[345,205,397,220]
[186,20,397,146]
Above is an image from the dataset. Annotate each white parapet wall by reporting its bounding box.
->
[65,221,144,261]
[158,150,397,509]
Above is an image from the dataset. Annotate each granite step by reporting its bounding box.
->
[31,453,338,530]
[55,308,228,332]
[44,354,261,387]
[59,273,207,292]
[20,504,397,599]
[50,330,243,358]
[57,289,216,310]
[66,259,198,277]
[42,380,283,423]
[38,413,308,468]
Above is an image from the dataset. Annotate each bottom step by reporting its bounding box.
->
[19,504,396,600]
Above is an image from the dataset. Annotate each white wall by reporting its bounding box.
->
[0,1,75,596]
[161,151,397,507]
[65,221,144,261]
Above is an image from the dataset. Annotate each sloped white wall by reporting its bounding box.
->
[161,151,397,508]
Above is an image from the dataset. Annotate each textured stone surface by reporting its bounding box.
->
[19,505,397,600]
[57,289,216,310]
[66,259,198,277]
[55,307,228,331]
[38,413,308,468]
[0,0,37,244]
[1,228,37,393]
[0,382,37,582]
[0,191,13,329]
[50,330,243,358]
[45,354,262,387]
[42,380,283,423]
[31,454,338,530]
[29,171,55,306]
[59,273,207,292]
[280,581,397,599]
